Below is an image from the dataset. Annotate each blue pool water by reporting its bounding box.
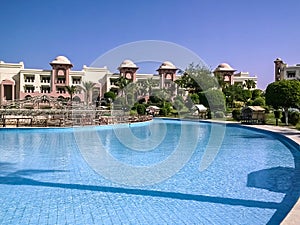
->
[0,119,299,224]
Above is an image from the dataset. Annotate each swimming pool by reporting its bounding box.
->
[0,119,299,224]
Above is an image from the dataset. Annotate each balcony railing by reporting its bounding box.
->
[24,79,34,83]
[25,90,35,93]
[56,80,66,84]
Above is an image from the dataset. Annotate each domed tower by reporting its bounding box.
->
[213,63,236,86]
[157,61,177,89]
[274,58,284,81]
[118,59,138,82]
[50,56,73,94]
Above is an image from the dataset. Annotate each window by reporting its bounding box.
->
[72,78,81,84]
[41,77,50,83]
[25,86,35,93]
[287,71,296,78]
[57,78,66,83]
[56,87,66,94]
[41,86,50,93]
[57,69,65,76]
[24,75,35,82]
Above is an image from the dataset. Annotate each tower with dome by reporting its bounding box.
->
[0,56,258,107]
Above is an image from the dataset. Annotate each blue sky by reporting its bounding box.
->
[1,0,300,89]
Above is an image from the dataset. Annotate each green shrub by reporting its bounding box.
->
[138,98,146,104]
[173,99,184,111]
[247,100,254,106]
[207,111,213,119]
[104,91,116,101]
[289,111,300,126]
[159,107,168,116]
[251,89,263,100]
[136,104,146,115]
[199,89,226,112]
[252,97,265,106]
[264,106,270,113]
[233,101,244,108]
[281,110,300,125]
[274,110,281,119]
[214,111,225,118]
[149,95,161,104]
[171,109,179,117]
[232,109,241,121]
[190,93,200,104]
[281,115,286,124]
[130,110,137,116]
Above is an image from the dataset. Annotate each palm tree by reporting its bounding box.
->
[136,80,147,96]
[115,76,131,97]
[244,79,256,90]
[125,82,139,104]
[144,78,157,96]
[65,85,77,102]
[81,81,96,105]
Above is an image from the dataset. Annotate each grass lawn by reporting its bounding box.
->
[264,113,300,130]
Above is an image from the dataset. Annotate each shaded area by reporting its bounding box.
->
[247,166,300,224]
[229,134,273,139]
[8,169,68,176]
[227,122,300,224]
[0,162,67,177]
[248,167,295,193]
[0,162,15,171]
[0,169,280,210]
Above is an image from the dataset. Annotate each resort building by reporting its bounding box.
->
[0,56,108,106]
[105,60,181,97]
[0,56,259,106]
[274,58,300,81]
[0,56,183,106]
[213,63,258,88]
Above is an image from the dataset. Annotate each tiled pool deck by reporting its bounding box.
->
[244,124,300,225]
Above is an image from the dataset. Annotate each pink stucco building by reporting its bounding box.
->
[0,56,106,105]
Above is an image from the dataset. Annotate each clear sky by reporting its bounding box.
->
[1,0,300,90]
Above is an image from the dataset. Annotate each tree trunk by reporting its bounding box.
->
[284,107,289,126]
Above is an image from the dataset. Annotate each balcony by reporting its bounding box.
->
[56,80,66,84]
[24,79,34,83]
[25,90,35,93]
[56,90,66,94]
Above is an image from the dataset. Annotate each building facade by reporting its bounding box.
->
[213,63,258,88]
[274,58,300,81]
[0,56,259,106]
[0,56,182,106]
[0,56,108,105]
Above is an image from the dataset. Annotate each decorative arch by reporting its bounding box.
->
[73,96,81,102]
